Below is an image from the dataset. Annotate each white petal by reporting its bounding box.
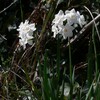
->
[17,20,36,49]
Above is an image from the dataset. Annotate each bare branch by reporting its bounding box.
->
[69,14,100,45]
[0,0,18,14]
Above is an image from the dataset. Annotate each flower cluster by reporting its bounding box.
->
[17,20,36,49]
[17,9,86,49]
[52,9,86,39]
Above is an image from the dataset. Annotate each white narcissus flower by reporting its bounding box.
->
[65,8,78,25]
[17,20,36,33]
[76,11,86,27]
[52,25,59,38]
[17,20,36,49]
[52,10,65,26]
[52,25,62,38]
[52,8,86,39]
[52,10,65,38]
[61,24,74,39]
[52,9,75,39]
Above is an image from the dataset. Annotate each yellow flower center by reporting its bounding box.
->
[64,28,67,32]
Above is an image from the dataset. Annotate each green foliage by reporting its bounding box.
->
[0,0,100,100]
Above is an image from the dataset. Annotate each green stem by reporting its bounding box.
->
[68,37,73,100]
[68,38,72,80]
[30,1,56,79]
[20,0,23,21]
[92,25,98,77]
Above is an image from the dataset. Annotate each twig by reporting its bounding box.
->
[80,14,100,34]
[69,14,100,45]
[0,0,18,14]
[0,34,7,40]
[27,0,42,21]
[0,95,8,100]
[9,70,29,85]
[84,6,100,41]
[18,43,35,65]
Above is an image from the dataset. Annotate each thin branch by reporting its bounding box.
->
[27,0,42,21]
[0,95,8,100]
[9,70,29,85]
[0,34,7,40]
[68,14,100,45]
[84,6,100,41]
[0,0,18,14]
[80,14,100,34]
